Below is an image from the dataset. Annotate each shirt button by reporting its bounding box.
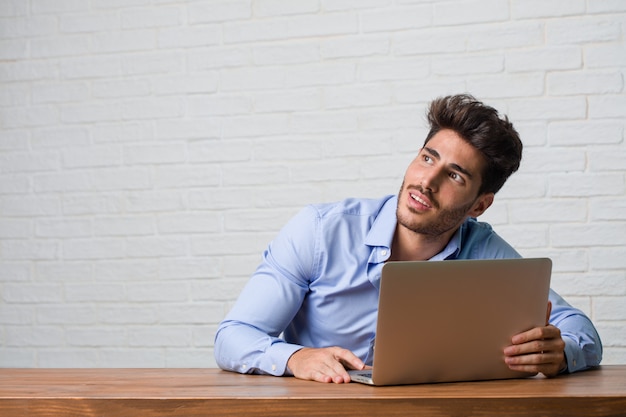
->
[272,364,277,371]
[381,249,388,256]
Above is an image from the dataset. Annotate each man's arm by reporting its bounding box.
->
[214,207,318,376]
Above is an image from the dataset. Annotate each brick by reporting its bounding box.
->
[128,326,191,347]
[547,17,621,45]
[254,89,322,113]
[434,0,509,25]
[467,22,543,51]
[549,173,624,197]
[94,260,159,282]
[548,71,623,95]
[0,0,28,17]
[0,84,29,107]
[511,0,585,19]
[62,145,122,169]
[222,114,289,137]
[432,54,503,76]
[509,199,587,223]
[36,218,92,238]
[121,6,182,29]
[5,326,64,346]
[591,197,626,221]
[0,39,28,60]
[590,246,626,270]
[0,263,31,282]
[60,56,121,79]
[595,296,626,321]
[37,304,99,326]
[100,349,165,367]
[322,0,391,11]
[0,219,32,238]
[253,42,320,66]
[122,51,184,75]
[467,73,544,99]
[2,283,63,303]
[34,262,93,282]
[589,95,626,119]
[187,94,252,116]
[0,305,33,324]
[153,74,219,95]
[157,25,220,49]
[254,0,319,17]
[65,283,125,302]
[59,12,119,33]
[360,58,429,81]
[507,97,586,121]
[394,28,466,56]
[186,138,252,163]
[63,239,128,260]
[0,106,59,128]
[325,84,392,109]
[94,216,154,237]
[31,127,90,148]
[124,236,189,258]
[90,168,151,191]
[506,46,582,72]
[93,29,155,53]
[38,349,99,367]
[157,213,221,234]
[123,143,186,165]
[62,194,124,216]
[0,174,31,194]
[31,0,89,14]
[155,303,223,324]
[321,35,389,59]
[187,47,250,71]
[66,327,127,346]
[99,306,157,324]
[548,121,624,146]
[30,35,90,58]
[189,0,252,23]
[153,166,221,188]
[0,61,58,82]
[92,79,151,98]
[585,43,626,68]
[361,6,431,33]
[551,223,626,247]
[588,148,626,173]
[0,195,61,217]
[0,348,35,367]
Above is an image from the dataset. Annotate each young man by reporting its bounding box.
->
[214,94,602,384]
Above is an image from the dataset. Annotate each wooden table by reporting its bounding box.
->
[1,366,625,416]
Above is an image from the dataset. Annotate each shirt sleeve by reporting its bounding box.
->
[462,220,603,374]
[214,206,319,376]
[548,289,603,373]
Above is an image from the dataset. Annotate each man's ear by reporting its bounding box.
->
[469,192,494,218]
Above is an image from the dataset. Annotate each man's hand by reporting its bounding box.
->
[503,301,567,377]
[287,346,365,383]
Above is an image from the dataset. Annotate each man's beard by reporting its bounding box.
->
[396,182,476,238]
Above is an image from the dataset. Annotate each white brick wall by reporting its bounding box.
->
[1,1,624,368]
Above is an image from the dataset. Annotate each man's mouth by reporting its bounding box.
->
[410,192,432,208]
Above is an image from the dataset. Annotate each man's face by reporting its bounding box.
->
[396,129,493,238]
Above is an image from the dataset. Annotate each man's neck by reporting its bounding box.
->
[389,224,458,262]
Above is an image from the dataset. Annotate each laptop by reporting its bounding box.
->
[349,258,552,386]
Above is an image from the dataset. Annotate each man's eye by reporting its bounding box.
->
[450,172,463,183]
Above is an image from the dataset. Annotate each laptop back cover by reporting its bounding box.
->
[370,258,552,386]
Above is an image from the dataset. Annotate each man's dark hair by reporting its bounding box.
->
[424,94,523,195]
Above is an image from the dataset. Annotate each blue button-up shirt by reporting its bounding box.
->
[215,195,602,376]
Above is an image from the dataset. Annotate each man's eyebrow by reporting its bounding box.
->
[423,146,474,179]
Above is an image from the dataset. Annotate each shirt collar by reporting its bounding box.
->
[364,194,467,261]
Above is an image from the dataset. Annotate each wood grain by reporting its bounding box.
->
[1,366,625,416]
